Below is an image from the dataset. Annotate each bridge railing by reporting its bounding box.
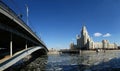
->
[0,1,46,47]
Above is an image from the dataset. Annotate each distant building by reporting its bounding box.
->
[70,26,118,50]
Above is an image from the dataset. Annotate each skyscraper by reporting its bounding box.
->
[70,26,118,50]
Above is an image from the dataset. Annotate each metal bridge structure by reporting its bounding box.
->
[0,1,48,70]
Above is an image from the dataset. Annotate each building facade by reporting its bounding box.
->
[70,26,118,50]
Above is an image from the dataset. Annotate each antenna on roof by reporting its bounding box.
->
[82,22,86,27]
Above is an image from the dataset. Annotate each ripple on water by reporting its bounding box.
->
[7,50,120,71]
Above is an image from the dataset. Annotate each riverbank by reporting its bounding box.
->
[48,50,60,55]
[81,49,120,53]
[48,49,120,55]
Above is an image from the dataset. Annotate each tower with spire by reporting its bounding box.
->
[70,25,117,50]
[77,25,92,49]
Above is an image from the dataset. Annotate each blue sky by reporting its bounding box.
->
[3,0,120,49]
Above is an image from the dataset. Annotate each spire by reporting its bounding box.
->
[81,25,87,36]
[82,25,87,32]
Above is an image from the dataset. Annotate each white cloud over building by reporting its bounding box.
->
[94,32,102,37]
[103,33,111,37]
[94,32,111,37]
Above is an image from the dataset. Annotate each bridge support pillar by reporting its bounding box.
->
[10,33,13,57]
[25,41,27,50]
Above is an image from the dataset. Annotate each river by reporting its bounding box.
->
[7,50,120,71]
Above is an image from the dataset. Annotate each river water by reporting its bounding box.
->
[8,50,120,71]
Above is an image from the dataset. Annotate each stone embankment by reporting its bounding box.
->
[48,49,60,55]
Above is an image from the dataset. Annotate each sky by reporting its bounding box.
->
[3,0,120,49]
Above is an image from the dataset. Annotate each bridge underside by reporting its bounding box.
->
[0,28,35,59]
[0,12,47,59]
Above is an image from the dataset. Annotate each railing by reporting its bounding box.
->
[0,1,46,47]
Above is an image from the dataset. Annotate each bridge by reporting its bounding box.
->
[0,1,48,70]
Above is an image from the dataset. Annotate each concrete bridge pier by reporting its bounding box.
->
[10,33,13,57]
[25,41,27,50]
[9,33,29,57]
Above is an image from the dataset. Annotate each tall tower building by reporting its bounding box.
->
[70,25,117,50]
[80,26,90,48]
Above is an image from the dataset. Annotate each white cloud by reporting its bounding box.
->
[94,32,102,37]
[103,33,111,37]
